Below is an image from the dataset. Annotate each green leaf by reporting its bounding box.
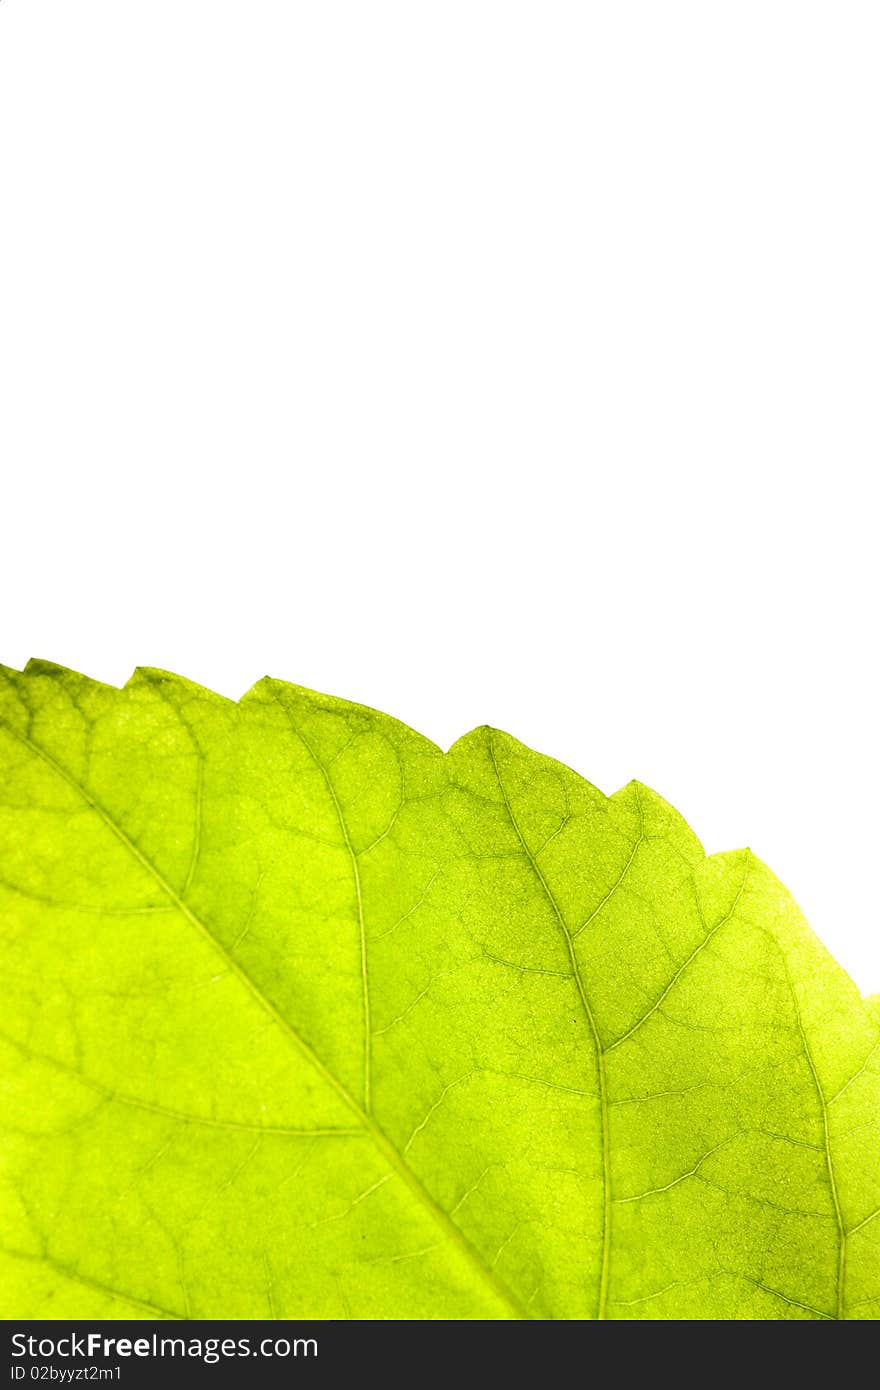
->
[1,661,878,1321]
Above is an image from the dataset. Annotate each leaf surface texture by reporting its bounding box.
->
[1,661,878,1320]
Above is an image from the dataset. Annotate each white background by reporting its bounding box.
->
[1,4,877,990]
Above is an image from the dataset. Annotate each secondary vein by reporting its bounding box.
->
[780,950,847,1320]
[276,709,373,1114]
[487,734,612,1322]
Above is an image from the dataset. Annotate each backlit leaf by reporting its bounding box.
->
[1,661,878,1319]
